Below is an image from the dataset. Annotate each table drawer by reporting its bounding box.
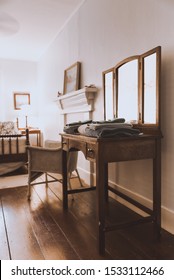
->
[62,137,69,151]
[86,144,96,160]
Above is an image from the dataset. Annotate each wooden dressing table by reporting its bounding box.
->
[61,132,161,254]
[61,46,162,254]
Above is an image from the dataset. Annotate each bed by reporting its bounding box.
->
[0,121,29,175]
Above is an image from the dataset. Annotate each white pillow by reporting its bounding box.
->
[0,121,19,135]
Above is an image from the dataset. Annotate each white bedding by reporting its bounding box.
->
[0,137,26,155]
[0,137,26,175]
[0,162,25,175]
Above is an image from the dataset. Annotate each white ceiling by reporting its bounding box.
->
[0,0,84,61]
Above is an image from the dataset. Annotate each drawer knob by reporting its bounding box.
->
[87,148,95,157]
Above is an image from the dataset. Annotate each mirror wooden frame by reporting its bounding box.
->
[103,46,161,135]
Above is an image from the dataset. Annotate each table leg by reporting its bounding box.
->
[96,159,107,254]
[153,139,161,239]
[104,163,108,201]
[62,149,68,209]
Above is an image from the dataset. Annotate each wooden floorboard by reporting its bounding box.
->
[21,189,80,260]
[1,187,44,260]
[49,183,146,259]
[33,183,112,259]
[0,176,174,260]
[0,198,10,260]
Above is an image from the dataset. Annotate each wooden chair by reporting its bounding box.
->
[27,145,83,199]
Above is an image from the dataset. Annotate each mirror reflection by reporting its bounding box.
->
[104,70,114,120]
[144,53,156,124]
[117,59,138,123]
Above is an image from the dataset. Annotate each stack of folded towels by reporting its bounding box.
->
[63,118,142,138]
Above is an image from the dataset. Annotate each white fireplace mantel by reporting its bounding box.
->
[55,87,97,115]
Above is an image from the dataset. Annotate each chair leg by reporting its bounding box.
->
[68,172,74,200]
[45,173,49,188]
[75,169,83,187]
[68,172,72,189]
[27,183,31,200]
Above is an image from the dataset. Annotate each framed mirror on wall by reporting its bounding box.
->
[103,46,161,135]
[14,92,30,110]
[63,62,81,94]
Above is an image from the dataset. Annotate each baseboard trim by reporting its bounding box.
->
[78,167,174,235]
[78,166,95,186]
[109,180,174,234]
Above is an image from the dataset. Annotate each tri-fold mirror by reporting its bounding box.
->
[103,46,161,135]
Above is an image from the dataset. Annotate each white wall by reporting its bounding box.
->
[0,59,38,127]
[37,0,174,233]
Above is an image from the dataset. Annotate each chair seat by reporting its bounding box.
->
[27,144,82,199]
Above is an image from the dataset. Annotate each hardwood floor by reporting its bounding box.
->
[0,176,174,260]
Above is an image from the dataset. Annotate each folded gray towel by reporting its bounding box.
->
[88,123,132,131]
[65,120,92,127]
[63,118,126,135]
[78,124,141,138]
[92,118,125,124]
[63,125,80,134]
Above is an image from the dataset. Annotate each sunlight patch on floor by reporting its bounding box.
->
[0,174,43,189]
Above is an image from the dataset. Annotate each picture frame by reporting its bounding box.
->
[63,62,81,94]
[14,93,30,110]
